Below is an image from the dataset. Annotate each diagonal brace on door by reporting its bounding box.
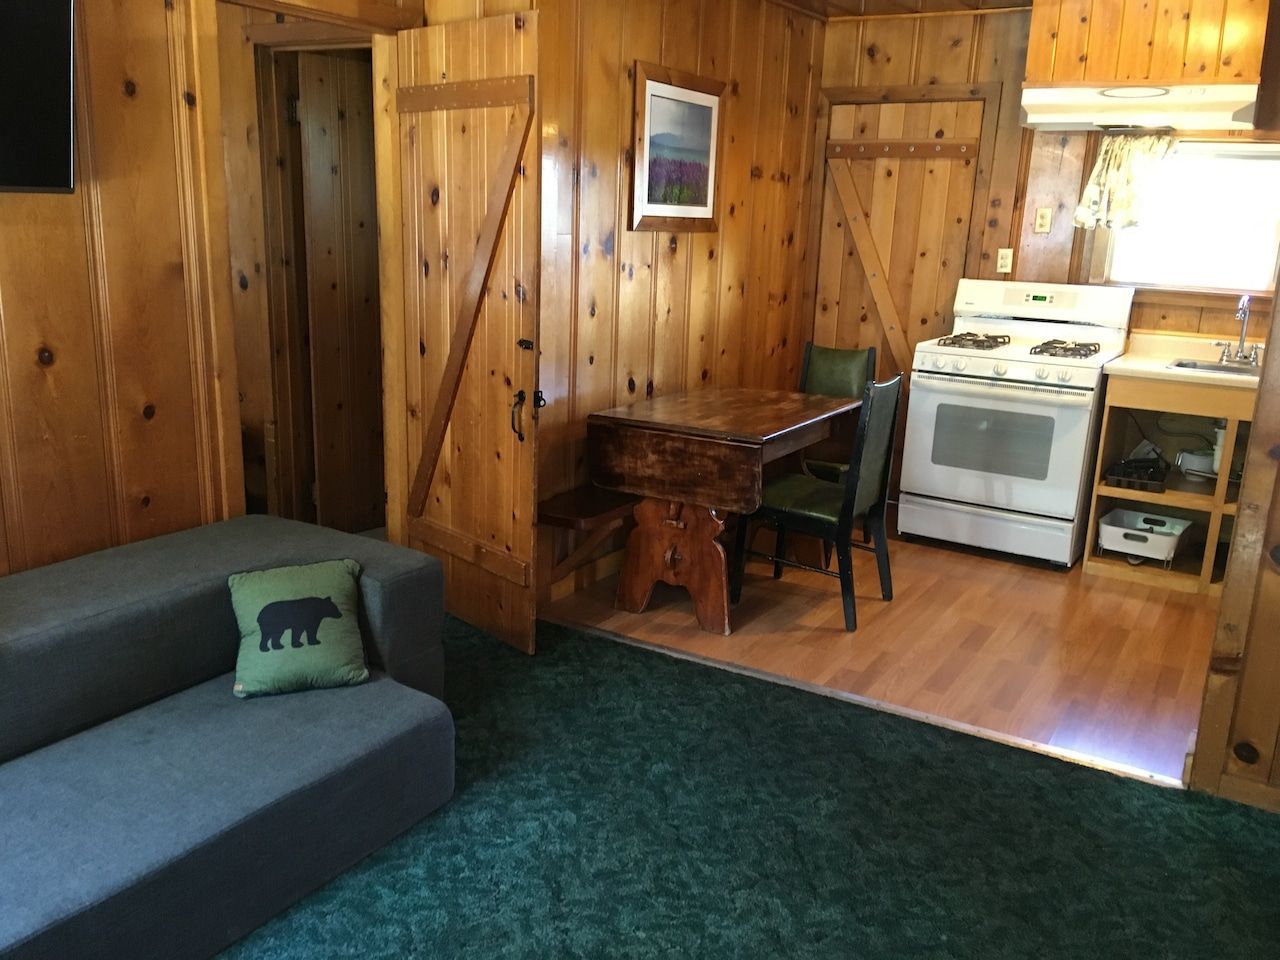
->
[404,75,534,518]
[827,158,913,372]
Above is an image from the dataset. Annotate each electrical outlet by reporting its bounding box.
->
[1034,207,1053,234]
[996,248,1014,274]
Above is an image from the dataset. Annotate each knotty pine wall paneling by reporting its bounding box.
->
[818,10,1033,351]
[534,0,827,500]
[824,9,1269,342]
[1025,0,1270,84]
[824,10,1033,283]
[0,0,242,574]
[424,0,533,22]
[222,0,423,31]
[1014,129,1089,283]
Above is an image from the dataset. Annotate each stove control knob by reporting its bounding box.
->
[1057,369,1073,383]
[1035,367,1050,380]
[952,358,967,372]
[993,363,1008,377]
[933,356,947,369]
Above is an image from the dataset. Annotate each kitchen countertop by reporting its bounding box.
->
[1105,331,1262,390]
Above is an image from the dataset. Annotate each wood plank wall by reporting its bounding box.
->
[0,0,242,575]
[538,0,827,500]
[426,0,827,500]
[221,0,423,31]
[827,10,1274,344]
[822,11,1032,300]
[1025,0,1270,83]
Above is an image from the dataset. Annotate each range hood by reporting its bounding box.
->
[1021,83,1259,131]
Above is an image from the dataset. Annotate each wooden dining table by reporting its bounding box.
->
[587,387,859,635]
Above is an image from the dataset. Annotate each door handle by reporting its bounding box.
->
[510,389,527,442]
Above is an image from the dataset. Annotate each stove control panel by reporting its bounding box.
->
[912,351,1102,389]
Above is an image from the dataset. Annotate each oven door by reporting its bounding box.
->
[901,371,1095,520]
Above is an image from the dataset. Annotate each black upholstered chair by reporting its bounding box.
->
[731,374,903,632]
[797,343,876,484]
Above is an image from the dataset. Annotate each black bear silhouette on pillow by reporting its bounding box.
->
[257,596,342,652]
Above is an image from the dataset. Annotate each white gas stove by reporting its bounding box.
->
[899,279,1135,566]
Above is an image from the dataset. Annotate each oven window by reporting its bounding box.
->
[931,404,1055,481]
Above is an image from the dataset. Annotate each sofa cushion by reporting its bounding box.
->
[0,515,445,763]
[0,673,454,960]
[229,559,369,698]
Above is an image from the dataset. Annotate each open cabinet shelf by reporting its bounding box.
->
[1095,472,1219,512]
[1084,374,1256,596]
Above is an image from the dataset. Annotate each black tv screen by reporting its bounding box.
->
[0,0,75,193]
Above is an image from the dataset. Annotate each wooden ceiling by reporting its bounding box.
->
[820,0,1031,16]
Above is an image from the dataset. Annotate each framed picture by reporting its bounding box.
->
[631,62,725,232]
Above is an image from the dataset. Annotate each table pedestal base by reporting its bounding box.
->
[616,498,730,635]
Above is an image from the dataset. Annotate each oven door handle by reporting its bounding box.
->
[911,371,1095,407]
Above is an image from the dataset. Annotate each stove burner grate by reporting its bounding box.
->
[1030,339,1101,359]
[937,332,1011,351]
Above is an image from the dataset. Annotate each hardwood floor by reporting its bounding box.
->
[543,534,1219,784]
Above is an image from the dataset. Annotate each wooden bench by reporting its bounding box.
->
[538,485,638,586]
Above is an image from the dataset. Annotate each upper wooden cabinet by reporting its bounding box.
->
[1025,0,1270,84]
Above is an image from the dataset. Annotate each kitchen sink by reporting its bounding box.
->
[1169,359,1260,377]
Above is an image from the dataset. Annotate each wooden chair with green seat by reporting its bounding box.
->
[798,343,876,558]
[730,374,904,632]
[797,343,876,484]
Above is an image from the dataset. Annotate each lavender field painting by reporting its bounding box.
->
[646,94,712,206]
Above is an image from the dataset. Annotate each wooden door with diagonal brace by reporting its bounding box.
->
[811,88,995,494]
[373,13,540,653]
[813,95,989,373]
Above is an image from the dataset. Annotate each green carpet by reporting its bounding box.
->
[223,618,1280,959]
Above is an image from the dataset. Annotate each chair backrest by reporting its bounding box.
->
[799,343,876,400]
[841,374,904,527]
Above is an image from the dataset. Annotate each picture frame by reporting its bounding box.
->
[631,61,726,233]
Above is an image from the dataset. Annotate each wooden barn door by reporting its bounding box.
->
[296,51,385,534]
[811,85,997,496]
[812,87,997,377]
[373,14,540,653]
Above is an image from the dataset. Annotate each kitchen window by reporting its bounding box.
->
[1105,142,1280,294]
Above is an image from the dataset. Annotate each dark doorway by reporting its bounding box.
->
[248,47,384,534]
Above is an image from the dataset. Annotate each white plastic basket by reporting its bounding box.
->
[1097,509,1194,567]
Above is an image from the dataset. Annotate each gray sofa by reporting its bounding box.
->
[0,515,455,960]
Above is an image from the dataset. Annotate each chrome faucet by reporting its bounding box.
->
[1236,295,1252,362]
[1215,295,1260,366]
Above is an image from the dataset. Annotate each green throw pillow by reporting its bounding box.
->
[228,559,369,699]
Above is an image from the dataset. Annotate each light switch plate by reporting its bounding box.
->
[996,248,1013,273]
[1034,207,1053,234]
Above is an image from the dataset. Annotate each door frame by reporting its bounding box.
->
[1190,278,1280,810]
[218,10,377,520]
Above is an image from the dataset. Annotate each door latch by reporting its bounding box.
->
[517,338,535,351]
[510,389,527,442]
[533,389,547,410]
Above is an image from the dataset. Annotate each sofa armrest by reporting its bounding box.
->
[356,552,445,700]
